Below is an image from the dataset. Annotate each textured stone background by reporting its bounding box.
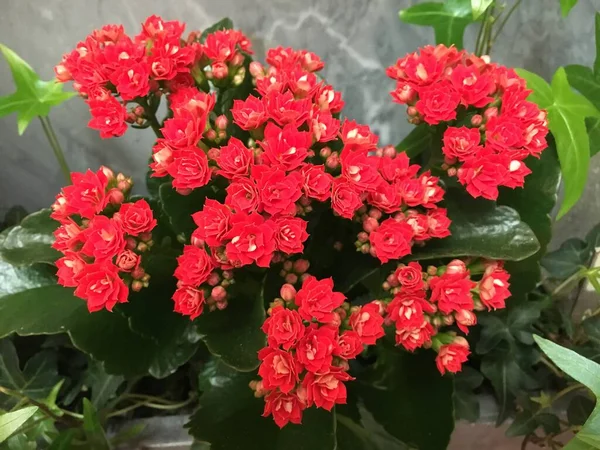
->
[0,0,599,242]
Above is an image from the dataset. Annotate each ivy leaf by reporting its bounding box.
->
[0,406,38,444]
[0,44,75,135]
[471,0,493,19]
[0,209,59,266]
[453,366,484,422]
[352,348,454,450]
[410,189,540,262]
[399,0,474,49]
[84,360,124,410]
[534,336,600,449]
[541,237,591,280]
[559,0,579,17]
[82,399,110,450]
[564,65,600,110]
[517,67,600,218]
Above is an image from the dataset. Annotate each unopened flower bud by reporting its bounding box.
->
[283,260,293,272]
[447,167,458,177]
[357,231,369,243]
[231,52,245,67]
[455,309,477,328]
[206,129,217,141]
[368,208,382,220]
[126,237,137,250]
[131,266,145,280]
[207,148,220,161]
[446,259,467,275]
[333,241,343,251]
[319,147,332,158]
[207,272,220,286]
[427,265,438,276]
[453,336,470,348]
[293,259,310,274]
[382,281,391,291]
[483,107,498,121]
[432,316,443,328]
[280,284,297,302]
[382,145,397,158]
[215,115,228,131]
[115,250,139,272]
[107,188,124,206]
[222,270,233,280]
[407,106,418,117]
[285,273,298,284]
[329,312,342,327]
[325,153,340,169]
[211,286,227,302]
[471,114,483,126]
[249,61,265,78]
[363,217,379,233]
[443,315,455,326]
[216,299,228,310]
[136,242,148,252]
[131,280,144,292]
[212,62,229,80]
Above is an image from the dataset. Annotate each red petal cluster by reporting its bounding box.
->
[386,44,549,200]
[51,167,156,312]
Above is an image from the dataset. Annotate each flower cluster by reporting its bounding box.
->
[386,44,549,200]
[253,276,385,428]
[51,167,156,312]
[380,258,511,374]
[55,15,251,140]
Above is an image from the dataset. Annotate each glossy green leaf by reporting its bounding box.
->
[399,0,474,49]
[565,65,600,110]
[0,44,75,135]
[276,409,336,450]
[395,124,434,159]
[534,336,600,449]
[0,407,38,444]
[82,399,110,450]
[559,0,578,17]
[471,0,493,19]
[84,360,124,410]
[410,189,540,262]
[193,277,266,371]
[453,366,483,422]
[352,348,454,450]
[498,145,561,298]
[0,209,59,266]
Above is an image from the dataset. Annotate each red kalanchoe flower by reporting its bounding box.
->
[479,267,511,310]
[303,367,353,411]
[394,262,425,292]
[58,168,110,220]
[395,319,435,351]
[225,213,277,268]
[216,137,254,180]
[87,96,128,139]
[330,178,363,219]
[231,95,268,130]
[294,276,346,323]
[436,342,470,375]
[74,261,129,312]
[349,302,385,345]
[260,123,312,172]
[168,149,212,192]
[442,126,483,162]
[369,218,414,263]
[56,252,87,287]
[262,306,305,350]
[114,199,157,236]
[415,80,461,125]
[429,271,476,315]
[300,165,333,202]
[172,285,206,320]
[258,347,300,394]
[81,215,126,261]
[254,166,303,216]
[263,390,305,429]
[225,178,260,214]
[191,199,232,247]
[274,217,309,255]
[427,208,452,239]
[335,331,364,360]
[173,245,215,286]
[296,325,339,373]
[457,150,509,200]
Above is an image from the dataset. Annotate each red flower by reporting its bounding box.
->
[296,325,339,373]
[415,81,461,125]
[56,252,87,287]
[87,96,128,139]
[225,213,277,268]
[115,199,156,236]
[52,219,84,252]
[367,181,401,214]
[174,245,215,286]
[264,90,311,126]
[260,122,312,172]
[398,173,444,208]
[335,331,364,360]
[457,151,508,200]
[404,212,430,242]
[60,168,109,219]
[310,111,340,143]
[378,153,420,183]
[255,166,303,216]
[109,61,150,100]
[315,84,344,113]
[115,250,140,272]
[427,208,452,239]
[395,319,434,351]
[436,343,470,375]
[394,262,425,292]
[369,218,414,263]
[331,178,363,219]
[168,148,212,192]
[232,95,267,130]
[429,272,476,314]
[225,178,260,214]
[217,137,254,180]
[169,88,215,123]
[479,268,511,310]
[81,215,125,261]
[504,159,532,189]
[442,127,483,162]
[299,164,332,202]
[455,309,477,334]
[262,390,305,428]
[262,306,305,350]
[387,293,428,328]
[295,276,346,323]
[161,114,201,149]
[74,261,128,312]
[172,285,205,320]
[191,199,232,247]
[387,47,447,87]
[303,367,353,411]
[485,115,526,153]
[340,120,378,151]
[450,65,495,108]
[349,302,385,345]
[274,217,309,255]
[341,149,382,192]
[258,347,300,393]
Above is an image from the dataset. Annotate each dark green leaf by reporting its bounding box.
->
[158,182,213,241]
[352,349,454,450]
[48,430,78,450]
[84,360,124,410]
[276,408,336,450]
[193,278,266,371]
[582,316,600,347]
[0,44,75,135]
[395,124,434,159]
[336,411,411,450]
[82,398,110,450]
[109,423,146,447]
[410,189,540,262]
[565,64,600,111]
[399,0,474,49]
[505,411,560,437]
[568,395,595,426]
[0,209,59,266]
[541,238,590,280]
[200,18,234,43]
[453,366,483,422]
[560,0,579,17]
[0,407,38,444]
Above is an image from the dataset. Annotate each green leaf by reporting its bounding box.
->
[471,0,493,19]
[410,189,540,262]
[276,408,336,450]
[0,44,75,135]
[498,144,561,298]
[0,209,59,266]
[336,412,410,450]
[395,124,434,159]
[506,410,560,437]
[453,366,483,422]
[0,339,61,409]
[534,336,600,449]
[541,238,590,280]
[559,0,579,17]
[0,407,38,444]
[48,430,77,450]
[586,117,600,157]
[193,278,266,371]
[515,69,554,108]
[565,65,600,111]
[568,395,595,426]
[84,360,124,410]
[595,13,600,76]
[200,18,234,43]
[352,348,454,450]
[82,398,110,450]
[399,0,474,49]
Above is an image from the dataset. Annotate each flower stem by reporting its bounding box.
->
[39,115,71,183]
[137,97,163,138]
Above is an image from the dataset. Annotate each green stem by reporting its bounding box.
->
[137,97,163,138]
[0,386,80,427]
[551,269,586,297]
[474,5,491,55]
[106,395,196,419]
[551,383,586,404]
[492,0,524,43]
[39,115,71,183]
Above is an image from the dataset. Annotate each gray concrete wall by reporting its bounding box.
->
[0,0,599,245]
